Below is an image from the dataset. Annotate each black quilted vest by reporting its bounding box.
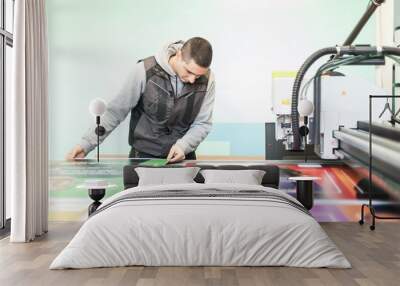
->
[128,56,209,157]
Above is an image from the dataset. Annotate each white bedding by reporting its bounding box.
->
[50,183,351,269]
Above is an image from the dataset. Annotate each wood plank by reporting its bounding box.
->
[0,222,399,286]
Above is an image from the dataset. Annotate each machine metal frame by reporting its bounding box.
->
[359,95,400,231]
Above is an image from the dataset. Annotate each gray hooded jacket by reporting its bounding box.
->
[79,41,216,156]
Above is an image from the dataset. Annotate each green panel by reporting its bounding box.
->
[139,159,169,167]
[204,123,265,156]
[196,141,231,156]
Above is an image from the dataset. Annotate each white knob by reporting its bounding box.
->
[298,99,314,116]
[89,98,107,116]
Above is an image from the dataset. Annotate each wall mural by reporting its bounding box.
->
[49,161,400,222]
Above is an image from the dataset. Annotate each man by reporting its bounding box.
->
[66,37,215,163]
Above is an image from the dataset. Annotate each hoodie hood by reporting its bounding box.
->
[155,40,184,77]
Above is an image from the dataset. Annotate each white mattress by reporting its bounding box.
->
[50,183,351,269]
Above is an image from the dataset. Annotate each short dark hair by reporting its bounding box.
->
[181,37,213,68]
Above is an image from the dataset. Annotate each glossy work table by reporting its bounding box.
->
[49,158,399,222]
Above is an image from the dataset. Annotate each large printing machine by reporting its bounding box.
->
[333,121,400,200]
[269,0,400,201]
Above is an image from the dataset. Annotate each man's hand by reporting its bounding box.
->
[66,145,86,161]
[167,145,185,163]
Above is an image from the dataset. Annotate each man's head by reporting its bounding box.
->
[172,37,213,84]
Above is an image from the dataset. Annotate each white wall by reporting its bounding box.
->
[376,0,395,91]
[395,0,400,28]
[47,0,377,159]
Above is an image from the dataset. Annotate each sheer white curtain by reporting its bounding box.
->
[8,0,48,242]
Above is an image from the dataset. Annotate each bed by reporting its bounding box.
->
[50,164,350,269]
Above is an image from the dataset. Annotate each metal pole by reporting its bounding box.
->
[97,127,99,163]
[0,0,4,229]
[361,95,400,230]
[369,95,372,209]
[343,0,385,46]
[96,116,100,163]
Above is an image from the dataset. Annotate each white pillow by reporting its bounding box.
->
[135,167,200,186]
[200,169,266,185]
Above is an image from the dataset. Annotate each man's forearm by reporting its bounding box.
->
[79,103,130,154]
[175,121,213,154]
[79,62,146,155]
[175,76,215,155]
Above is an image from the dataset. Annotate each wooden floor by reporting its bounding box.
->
[0,221,399,286]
